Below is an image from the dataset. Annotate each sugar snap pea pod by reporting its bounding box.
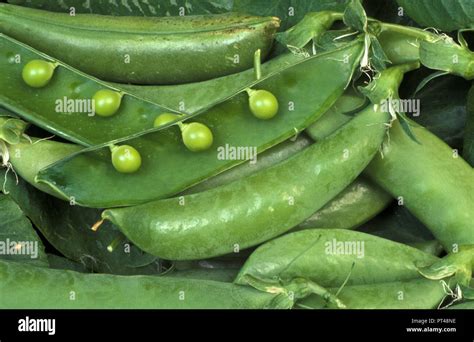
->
[102,98,391,260]
[0,260,293,309]
[0,4,280,84]
[235,229,439,289]
[298,278,454,309]
[36,39,365,207]
[365,119,474,254]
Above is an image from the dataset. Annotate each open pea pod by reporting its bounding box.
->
[0,34,182,146]
[35,39,365,207]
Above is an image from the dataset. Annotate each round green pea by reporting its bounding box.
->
[111,145,142,174]
[22,59,56,88]
[93,89,122,117]
[182,122,213,152]
[248,89,279,120]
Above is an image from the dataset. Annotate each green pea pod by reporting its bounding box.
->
[0,259,293,309]
[0,4,280,84]
[102,101,390,260]
[365,119,474,253]
[298,278,454,309]
[35,39,365,207]
[235,229,439,288]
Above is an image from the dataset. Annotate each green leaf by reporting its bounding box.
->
[369,34,390,71]
[47,254,89,273]
[396,0,474,32]
[343,0,367,32]
[397,112,421,144]
[0,193,48,266]
[410,71,450,98]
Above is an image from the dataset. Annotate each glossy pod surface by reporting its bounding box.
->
[0,260,291,309]
[235,229,439,287]
[103,104,390,260]
[365,119,474,251]
[35,41,365,207]
[0,4,280,84]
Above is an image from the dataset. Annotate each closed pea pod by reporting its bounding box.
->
[235,229,439,289]
[364,117,474,258]
[0,260,292,309]
[0,4,280,84]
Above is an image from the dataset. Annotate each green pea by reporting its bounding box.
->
[22,59,56,88]
[153,113,180,128]
[93,89,122,117]
[111,145,142,174]
[181,122,214,152]
[248,89,279,120]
